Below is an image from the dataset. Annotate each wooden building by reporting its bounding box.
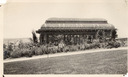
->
[36,18,117,45]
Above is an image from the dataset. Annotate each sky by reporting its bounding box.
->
[3,0,128,39]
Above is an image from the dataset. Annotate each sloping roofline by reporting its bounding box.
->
[36,18,116,33]
[46,17,107,22]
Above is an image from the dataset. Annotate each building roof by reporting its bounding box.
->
[37,18,116,33]
[41,23,115,30]
[46,18,107,22]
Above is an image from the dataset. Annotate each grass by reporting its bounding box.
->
[4,49,127,74]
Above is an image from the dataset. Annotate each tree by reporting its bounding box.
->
[111,30,117,41]
[32,30,38,43]
[96,30,105,43]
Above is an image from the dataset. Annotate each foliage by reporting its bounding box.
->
[10,49,22,58]
[63,46,70,52]
[21,48,33,57]
[3,38,127,59]
[4,50,10,59]
[34,46,43,55]
[68,45,79,51]
[32,31,38,43]
[111,30,117,41]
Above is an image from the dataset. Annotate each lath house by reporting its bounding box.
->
[36,18,117,45]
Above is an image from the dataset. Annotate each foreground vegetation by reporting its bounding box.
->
[4,49,127,74]
[3,38,127,59]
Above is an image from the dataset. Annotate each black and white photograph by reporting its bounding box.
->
[1,0,128,76]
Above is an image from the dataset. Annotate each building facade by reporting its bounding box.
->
[36,18,117,45]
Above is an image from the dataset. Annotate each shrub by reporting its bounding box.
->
[106,42,113,49]
[113,41,121,48]
[42,46,48,54]
[106,41,121,48]
[4,50,10,59]
[79,44,85,50]
[63,46,70,52]
[10,49,22,58]
[34,46,43,55]
[85,43,91,49]
[41,45,49,54]
[5,37,127,59]
[48,47,53,54]
[3,45,10,59]
[119,40,127,47]
[21,48,33,57]
[8,44,13,52]
[51,46,58,53]
[99,43,105,49]
[30,47,36,55]
[76,45,80,50]
[69,45,79,51]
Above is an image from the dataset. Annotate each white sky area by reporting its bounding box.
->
[3,0,128,39]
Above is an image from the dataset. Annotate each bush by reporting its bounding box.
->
[41,45,59,54]
[4,50,10,59]
[69,45,79,51]
[85,43,91,49]
[113,41,120,48]
[119,40,127,47]
[39,45,45,54]
[106,41,121,48]
[51,46,58,53]
[48,47,53,54]
[4,38,127,59]
[79,44,85,50]
[63,46,70,52]
[34,46,43,55]
[30,47,36,55]
[10,48,33,58]
[98,43,106,48]
[92,43,100,49]
[10,49,22,58]
[41,45,49,54]
[21,48,33,57]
